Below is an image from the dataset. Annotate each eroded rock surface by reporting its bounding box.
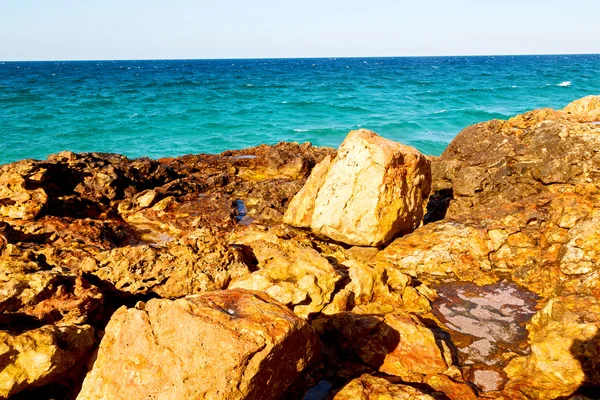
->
[504,295,600,400]
[2,98,600,399]
[76,289,318,400]
[432,96,600,217]
[332,374,435,400]
[284,129,431,246]
[0,324,95,399]
[229,226,341,318]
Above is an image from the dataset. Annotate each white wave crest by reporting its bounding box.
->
[557,81,571,87]
[293,128,308,132]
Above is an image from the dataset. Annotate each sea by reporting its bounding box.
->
[1,55,599,165]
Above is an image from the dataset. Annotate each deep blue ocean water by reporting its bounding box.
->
[1,55,599,165]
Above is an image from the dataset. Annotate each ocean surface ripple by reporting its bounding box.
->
[1,55,599,164]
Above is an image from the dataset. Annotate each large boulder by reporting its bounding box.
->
[431,96,600,218]
[284,129,431,246]
[76,289,318,400]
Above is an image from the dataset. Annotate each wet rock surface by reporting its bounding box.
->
[432,282,538,392]
[1,98,600,399]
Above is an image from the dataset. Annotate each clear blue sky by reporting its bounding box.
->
[1,0,598,60]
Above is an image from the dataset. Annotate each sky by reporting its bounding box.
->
[1,0,598,61]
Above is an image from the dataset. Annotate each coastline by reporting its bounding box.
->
[3,54,600,166]
[1,96,600,399]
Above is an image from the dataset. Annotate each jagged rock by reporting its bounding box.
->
[431,96,600,217]
[0,324,94,398]
[563,95,600,122]
[82,228,251,298]
[157,141,335,228]
[321,311,452,382]
[377,193,600,299]
[321,259,432,316]
[229,226,341,318]
[284,129,431,246]
[504,295,600,400]
[76,289,318,400]
[0,161,48,220]
[332,374,435,399]
[0,272,103,327]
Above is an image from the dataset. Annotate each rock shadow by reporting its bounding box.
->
[423,188,453,224]
[570,330,600,398]
[290,311,453,400]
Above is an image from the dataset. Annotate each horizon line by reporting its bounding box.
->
[1,52,599,63]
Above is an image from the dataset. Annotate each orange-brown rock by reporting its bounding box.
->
[332,374,436,400]
[431,96,600,218]
[0,161,48,220]
[321,311,452,382]
[229,226,341,318]
[81,228,252,298]
[377,193,600,299]
[76,289,318,400]
[504,295,600,400]
[284,129,431,246]
[0,324,95,399]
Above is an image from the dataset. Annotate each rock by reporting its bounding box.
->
[423,373,479,400]
[284,129,431,246]
[83,228,252,298]
[76,289,318,400]
[563,95,600,123]
[0,272,103,327]
[332,374,435,400]
[504,295,600,400]
[229,226,341,318]
[0,324,95,398]
[322,311,452,382]
[320,259,431,316]
[376,193,600,299]
[134,189,157,209]
[158,141,335,229]
[367,312,452,380]
[431,96,600,218]
[0,161,48,220]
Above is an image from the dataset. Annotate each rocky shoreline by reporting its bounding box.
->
[1,96,599,399]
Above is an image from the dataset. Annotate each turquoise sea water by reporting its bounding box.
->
[1,55,599,165]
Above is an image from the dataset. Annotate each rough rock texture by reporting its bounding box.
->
[332,374,435,400]
[0,142,333,397]
[504,295,600,400]
[0,161,48,220]
[431,96,600,218]
[4,98,600,399]
[0,324,95,399]
[229,226,341,318]
[76,289,318,400]
[321,311,451,382]
[284,129,431,246]
[376,95,600,398]
[379,97,600,300]
[377,193,600,298]
[81,228,252,298]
